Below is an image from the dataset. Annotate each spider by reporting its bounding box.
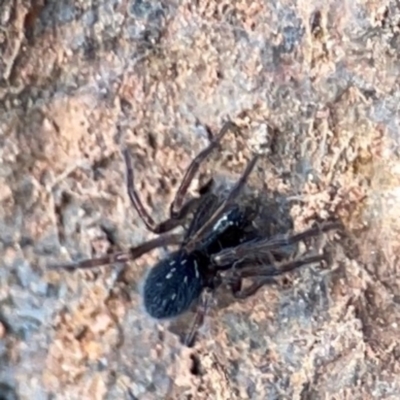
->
[54,121,340,346]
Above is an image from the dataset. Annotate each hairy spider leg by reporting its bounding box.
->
[122,148,205,234]
[212,221,341,267]
[50,233,182,271]
[183,250,327,343]
[170,121,241,218]
[229,277,278,299]
[185,153,261,252]
[122,121,239,234]
[184,289,213,347]
[225,254,326,299]
[182,192,221,244]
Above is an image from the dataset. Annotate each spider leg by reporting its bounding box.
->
[122,147,204,234]
[50,233,182,271]
[183,192,220,243]
[223,254,326,299]
[170,121,241,218]
[229,276,278,299]
[184,289,213,347]
[185,153,260,251]
[232,254,326,278]
[212,221,340,267]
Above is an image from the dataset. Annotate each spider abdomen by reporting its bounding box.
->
[142,250,205,319]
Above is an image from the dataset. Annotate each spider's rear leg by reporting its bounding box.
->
[170,121,241,218]
[228,276,278,299]
[212,221,341,267]
[223,254,326,299]
[51,232,182,271]
[184,289,213,347]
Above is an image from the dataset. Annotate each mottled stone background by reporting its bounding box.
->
[1,1,400,399]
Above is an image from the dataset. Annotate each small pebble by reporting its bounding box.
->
[0,322,6,338]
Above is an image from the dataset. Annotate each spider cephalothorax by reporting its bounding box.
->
[54,121,339,345]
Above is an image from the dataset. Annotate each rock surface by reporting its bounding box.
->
[1,1,400,399]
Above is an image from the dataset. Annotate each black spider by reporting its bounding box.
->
[54,121,340,345]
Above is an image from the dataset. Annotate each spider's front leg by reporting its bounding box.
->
[122,147,205,234]
[170,121,241,218]
[122,122,238,235]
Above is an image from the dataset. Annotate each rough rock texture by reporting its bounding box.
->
[1,1,400,399]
